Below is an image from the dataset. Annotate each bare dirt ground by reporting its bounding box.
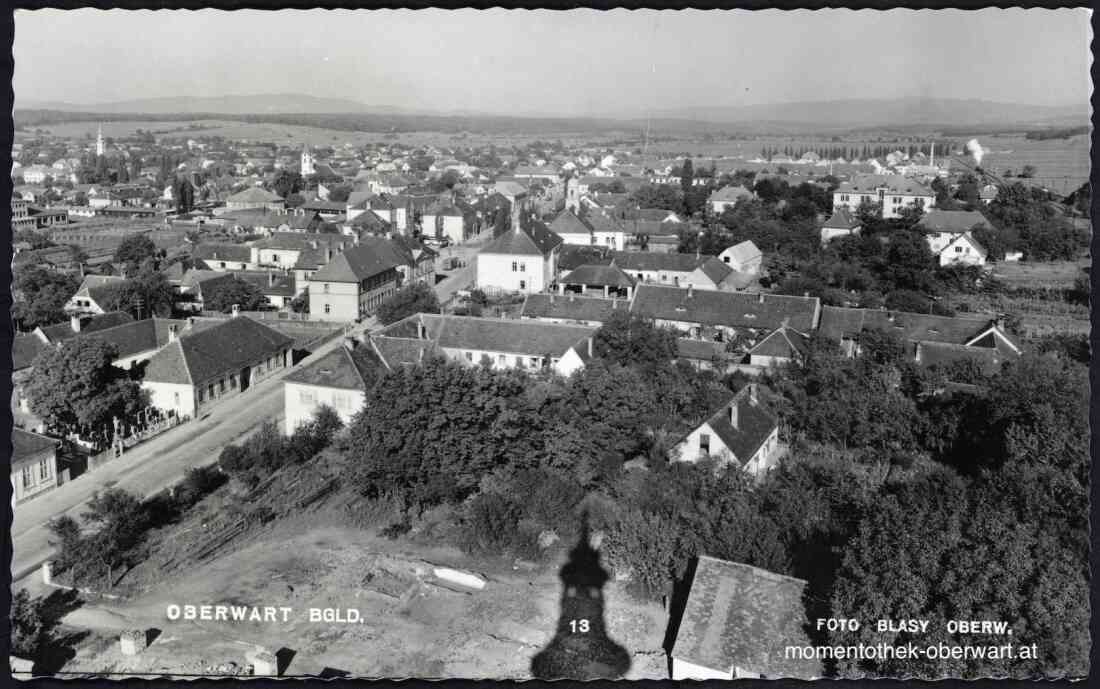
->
[53,525,667,679]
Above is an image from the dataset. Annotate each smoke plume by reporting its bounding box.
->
[966,138,985,166]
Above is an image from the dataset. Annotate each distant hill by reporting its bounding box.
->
[647,98,1089,128]
[17,93,382,115]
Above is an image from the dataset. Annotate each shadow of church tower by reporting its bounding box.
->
[530,513,631,680]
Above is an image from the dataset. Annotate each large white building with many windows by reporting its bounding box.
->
[475,221,563,294]
[832,174,934,219]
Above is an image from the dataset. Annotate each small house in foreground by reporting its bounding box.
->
[670,555,821,680]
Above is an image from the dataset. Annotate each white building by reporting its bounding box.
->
[283,341,381,435]
[670,384,781,481]
[476,221,563,294]
[917,210,991,267]
[832,174,934,219]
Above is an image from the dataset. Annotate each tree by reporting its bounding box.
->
[327,184,353,203]
[97,266,176,318]
[880,230,936,293]
[1020,164,1037,179]
[290,288,310,314]
[271,170,304,199]
[12,267,80,329]
[10,590,48,658]
[376,282,441,325]
[202,276,266,313]
[592,310,678,370]
[112,234,158,274]
[679,158,694,195]
[631,183,682,212]
[26,337,148,437]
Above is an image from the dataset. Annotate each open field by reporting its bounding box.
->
[990,258,1090,289]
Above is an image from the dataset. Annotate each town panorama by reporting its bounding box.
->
[7,7,1093,682]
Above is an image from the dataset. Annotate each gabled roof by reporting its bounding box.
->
[284,343,384,390]
[610,251,708,274]
[548,209,595,237]
[672,555,819,679]
[916,340,1015,375]
[192,243,253,263]
[937,232,988,260]
[480,222,563,257]
[835,173,933,197]
[309,236,404,282]
[817,306,1003,348]
[142,316,294,386]
[748,326,809,360]
[709,185,754,203]
[697,257,734,285]
[822,207,861,230]
[226,187,284,204]
[39,310,135,344]
[697,384,779,464]
[520,293,626,324]
[84,317,191,360]
[917,209,993,234]
[560,264,636,288]
[631,285,819,332]
[375,313,596,359]
[368,336,441,369]
[73,275,127,299]
[721,240,762,264]
[12,428,58,464]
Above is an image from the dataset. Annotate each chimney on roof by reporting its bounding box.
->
[231,304,240,318]
[70,314,82,333]
[729,399,739,430]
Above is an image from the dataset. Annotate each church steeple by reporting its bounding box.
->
[301,144,315,176]
[96,124,105,156]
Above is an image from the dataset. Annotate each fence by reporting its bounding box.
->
[87,413,190,472]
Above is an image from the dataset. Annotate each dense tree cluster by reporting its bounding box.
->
[12,267,80,330]
[219,406,344,488]
[376,282,442,325]
[202,277,267,313]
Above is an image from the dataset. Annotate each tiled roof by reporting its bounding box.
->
[748,326,809,360]
[481,222,563,257]
[520,293,626,324]
[560,264,636,288]
[701,385,778,464]
[12,428,57,464]
[558,245,613,272]
[142,316,294,386]
[368,336,441,369]
[310,236,404,283]
[226,187,283,204]
[722,240,762,263]
[697,257,734,285]
[548,209,595,237]
[817,306,996,346]
[631,285,819,332]
[284,344,384,390]
[822,208,860,229]
[610,251,709,274]
[73,275,126,299]
[672,555,820,679]
[84,317,189,360]
[916,340,1014,375]
[676,338,737,363]
[377,313,596,359]
[835,174,933,197]
[916,209,993,234]
[233,270,297,298]
[40,311,134,344]
[192,243,253,263]
[345,209,392,230]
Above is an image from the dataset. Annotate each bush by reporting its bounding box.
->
[174,465,227,508]
[457,492,522,555]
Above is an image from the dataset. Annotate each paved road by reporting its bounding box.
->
[11,319,372,588]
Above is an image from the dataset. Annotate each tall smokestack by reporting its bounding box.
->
[929,142,935,168]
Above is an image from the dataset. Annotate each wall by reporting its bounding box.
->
[308,280,361,321]
[284,382,365,435]
[671,421,732,465]
[256,247,302,268]
[476,253,549,293]
[143,381,196,419]
[441,215,465,244]
[11,447,57,504]
[193,347,290,413]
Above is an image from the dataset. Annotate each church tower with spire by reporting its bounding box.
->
[96,124,105,156]
[301,145,315,176]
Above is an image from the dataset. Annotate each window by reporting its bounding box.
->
[230,375,237,389]
[38,458,50,481]
[699,433,711,453]
[497,354,506,366]
[22,465,33,489]
[272,254,280,263]
[511,261,518,272]
[955,246,963,253]
[333,393,350,410]
[208,384,215,399]
[324,303,331,315]
[465,352,473,361]
[530,357,539,368]
[660,274,668,282]
[218,379,226,394]
[323,283,330,293]
[300,390,316,404]
[519,263,526,272]
[519,280,526,290]
[197,388,204,403]
[219,261,226,268]
[173,392,180,405]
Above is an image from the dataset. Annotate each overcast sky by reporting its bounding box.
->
[15,8,1093,115]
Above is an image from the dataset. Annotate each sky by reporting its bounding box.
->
[14,8,1093,116]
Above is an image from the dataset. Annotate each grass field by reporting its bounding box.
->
[989,258,1089,289]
